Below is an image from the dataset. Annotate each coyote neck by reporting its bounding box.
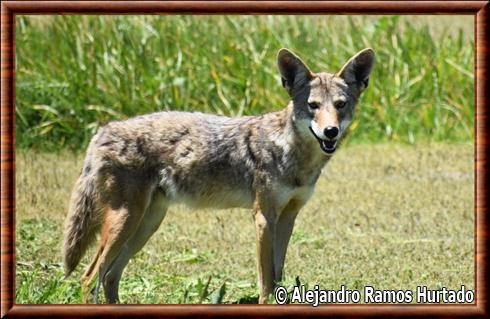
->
[264,103,330,187]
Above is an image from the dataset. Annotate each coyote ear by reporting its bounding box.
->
[277,49,313,96]
[337,48,375,91]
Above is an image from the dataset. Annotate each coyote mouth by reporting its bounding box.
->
[309,127,337,155]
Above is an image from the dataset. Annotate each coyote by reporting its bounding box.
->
[63,48,374,304]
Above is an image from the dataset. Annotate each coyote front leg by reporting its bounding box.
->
[273,199,303,284]
[253,195,278,304]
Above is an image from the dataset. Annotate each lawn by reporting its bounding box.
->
[15,143,474,304]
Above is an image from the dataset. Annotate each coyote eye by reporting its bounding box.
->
[308,102,320,110]
[334,100,346,109]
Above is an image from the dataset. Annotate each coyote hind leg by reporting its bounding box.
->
[102,191,169,303]
[80,170,155,303]
[80,239,104,303]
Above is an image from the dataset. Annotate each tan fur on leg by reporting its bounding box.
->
[273,199,304,284]
[253,196,278,304]
[103,192,168,303]
[80,215,109,303]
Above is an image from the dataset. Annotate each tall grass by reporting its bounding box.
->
[15,15,474,151]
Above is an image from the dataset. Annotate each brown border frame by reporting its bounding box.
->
[1,1,488,318]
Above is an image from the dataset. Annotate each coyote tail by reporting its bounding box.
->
[63,163,102,277]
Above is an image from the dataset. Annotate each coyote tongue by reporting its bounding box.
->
[309,126,337,155]
[320,140,337,154]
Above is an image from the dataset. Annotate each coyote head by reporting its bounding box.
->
[277,48,375,155]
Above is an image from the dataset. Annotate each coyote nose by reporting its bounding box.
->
[324,126,339,139]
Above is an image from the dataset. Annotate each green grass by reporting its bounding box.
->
[16,143,474,304]
[15,15,474,151]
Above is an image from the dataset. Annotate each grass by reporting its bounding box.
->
[15,143,474,304]
[15,15,474,151]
